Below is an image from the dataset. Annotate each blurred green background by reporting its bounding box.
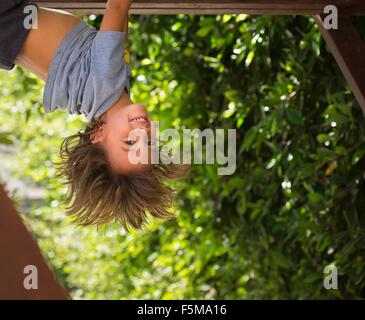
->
[1,14,365,299]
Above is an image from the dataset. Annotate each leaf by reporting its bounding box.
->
[196,26,213,37]
[308,192,323,203]
[245,51,255,67]
[286,109,304,126]
[270,250,290,269]
[303,272,321,284]
[236,117,245,128]
[351,147,365,166]
[0,133,14,145]
[324,105,351,124]
[241,127,258,152]
[317,134,329,144]
[325,161,337,176]
[225,177,245,193]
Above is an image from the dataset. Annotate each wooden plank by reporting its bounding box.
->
[0,183,68,300]
[35,0,365,15]
[315,14,365,113]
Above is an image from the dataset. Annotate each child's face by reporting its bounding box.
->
[91,101,153,174]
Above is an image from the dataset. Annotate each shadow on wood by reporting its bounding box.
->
[315,14,365,113]
[35,0,365,15]
[0,184,68,300]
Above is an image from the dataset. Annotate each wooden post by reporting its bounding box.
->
[315,14,365,113]
[35,0,365,15]
[0,184,68,300]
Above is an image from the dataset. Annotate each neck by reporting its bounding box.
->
[102,90,132,119]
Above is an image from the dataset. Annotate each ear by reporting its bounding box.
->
[90,124,106,144]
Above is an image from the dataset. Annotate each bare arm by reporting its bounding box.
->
[101,0,132,50]
[100,0,132,33]
[124,13,129,47]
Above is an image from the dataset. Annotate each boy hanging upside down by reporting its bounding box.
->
[0,0,188,230]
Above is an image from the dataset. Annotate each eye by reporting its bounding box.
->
[125,140,136,145]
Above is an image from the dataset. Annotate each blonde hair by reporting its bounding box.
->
[53,118,189,230]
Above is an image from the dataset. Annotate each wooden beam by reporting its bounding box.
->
[315,14,365,113]
[0,184,68,300]
[35,0,365,15]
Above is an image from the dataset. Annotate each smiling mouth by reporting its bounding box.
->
[130,116,149,123]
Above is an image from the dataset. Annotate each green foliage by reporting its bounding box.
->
[0,14,365,299]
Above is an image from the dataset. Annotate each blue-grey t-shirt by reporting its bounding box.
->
[43,20,132,121]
